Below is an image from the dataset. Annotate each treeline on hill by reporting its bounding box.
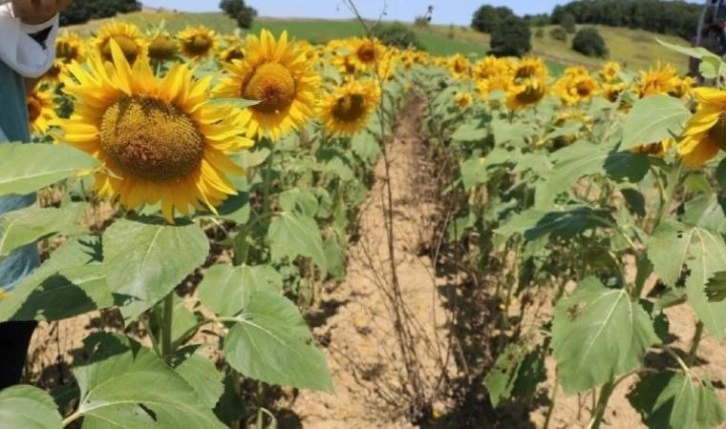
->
[60,0,141,26]
[549,0,702,41]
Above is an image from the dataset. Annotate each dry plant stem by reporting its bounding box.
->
[344,0,427,411]
[543,371,560,429]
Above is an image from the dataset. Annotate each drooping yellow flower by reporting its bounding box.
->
[513,56,547,81]
[677,87,726,167]
[448,54,471,80]
[473,56,507,80]
[319,80,379,136]
[218,45,246,64]
[214,29,320,141]
[56,32,85,64]
[148,33,178,62]
[93,21,147,65]
[599,61,621,82]
[454,92,473,110]
[42,59,65,84]
[603,82,626,103]
[633,138,674,157]
[638,62,681,98]
[55,40,254,222]
[177,26,218,60]
[27,86,57,135]
[331,53,360,78]
[507,78,547,110]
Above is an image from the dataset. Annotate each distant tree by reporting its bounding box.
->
[219,0,257,28]
[489,15,531,57]
[551,0,702,41]
[471,5,515,34]
[373,22,425,50]
[560,12,576,33]
[572,27,608,57]
[60,0,140,26]
[549,27,568,42]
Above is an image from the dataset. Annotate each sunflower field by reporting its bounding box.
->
[2,13,726,429]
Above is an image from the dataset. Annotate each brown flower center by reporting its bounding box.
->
[100,96,204,182]
[242,63,296,114]
[101,36,140,64]
[332,93,367,123]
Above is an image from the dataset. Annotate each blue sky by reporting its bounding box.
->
[140,1,574,25]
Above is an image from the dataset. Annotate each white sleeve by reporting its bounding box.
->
[0,4,58,78]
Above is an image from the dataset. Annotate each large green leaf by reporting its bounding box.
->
[685,227,726,341]
[197,263,282,317]
[0,143,98,196]
[649,221,726,340]
[706,271,726,302]
[536,142,649,206]
[494,206,614,243]
[628,372,726,429]
[72,333,226,429]
[484,343,546,408]
[267,211,327,274]
[552,277,659,394]
[0,385,62,429]
[0,205,83,260]
[450,121,488,142]
[103,218,209,321]
[0,237,112,322]
[621,95,690,150]
[174,347,224,410]
[647,221,690,288]
[460,157,488,191]
[351,132,380,165]
[224,290,333,392]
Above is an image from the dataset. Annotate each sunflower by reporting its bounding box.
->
[54,40,254,222]
[56,32,85,64]
[347,37,385,71]
[93,21,147,65]
[638,62,681,98]
[599,61,621,82]
[603,82,626,103]
[454,92,473,110]
[448,54,471,80]
[473,56,505,80]
[507,79,547,110]
[633,138,674,157]
[27,86,57,135]
[177,26,218,60]
[148,33,178,62]
[513,56,547,81]
[214,29,320,141]
[332,53,359,78]
[554,74,600,105]
[676,87,726,167]
[319,80,379,136]
[42,59,65,84]
[219,45,246,64]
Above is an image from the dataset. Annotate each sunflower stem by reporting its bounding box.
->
[652,162,683,233]
[160,293,174,364]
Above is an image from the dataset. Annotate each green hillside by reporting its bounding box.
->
[66,10,694,74]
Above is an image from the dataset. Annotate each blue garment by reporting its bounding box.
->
[0,60,40,294]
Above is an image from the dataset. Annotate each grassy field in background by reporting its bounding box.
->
[66,10,694,74]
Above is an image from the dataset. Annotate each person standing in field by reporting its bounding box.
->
[0,0,72,390]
